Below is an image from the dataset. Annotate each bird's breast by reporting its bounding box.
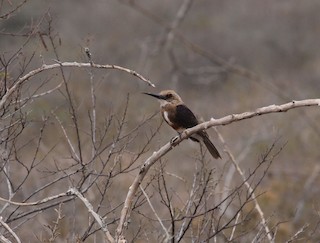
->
[163,111,173,126]
[161,108,184,132]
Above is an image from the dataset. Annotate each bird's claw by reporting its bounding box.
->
[170,133,182,146]
[170,136,179,146]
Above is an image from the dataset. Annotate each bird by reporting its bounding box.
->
[143,90,221,159]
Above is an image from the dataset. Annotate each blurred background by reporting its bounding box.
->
[1,0,320,242]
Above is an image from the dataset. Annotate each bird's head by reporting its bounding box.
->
[143,90,183,106]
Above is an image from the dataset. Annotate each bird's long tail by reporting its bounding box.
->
[200,134,221,159]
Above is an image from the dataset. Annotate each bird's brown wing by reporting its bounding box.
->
[173,104,199,129]
[174,105,221,159]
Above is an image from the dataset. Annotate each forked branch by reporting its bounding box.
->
[115,98,320,240]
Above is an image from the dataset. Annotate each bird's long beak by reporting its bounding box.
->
[143,92,165,100]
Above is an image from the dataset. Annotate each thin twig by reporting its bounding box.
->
[115,99,320,241]
[0,192,69,206]
[294,164,320,223]
[0,0,28,19]
[285,223,309,243]
[17,81,63,103]
[176,167,199,241]
[0,234,11,243]
[229,212,241,241]
[69,188,115,243]
[48,203,64,242]
[0,216,21,243]
[85,47,97,160]
[215,128,274,243]
[52,112,80,162]
[159,0,193,50]
[0,149,15,214]
[139,185,171,241]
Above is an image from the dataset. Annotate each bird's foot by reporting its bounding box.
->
[170,132,182,146]
[170,136,179,146]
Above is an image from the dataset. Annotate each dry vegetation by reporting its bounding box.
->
[0,0,320,242]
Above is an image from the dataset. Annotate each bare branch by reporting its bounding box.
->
[0,216,21,243]
[159,0,193,50]
[0,234,11,243]
[52,112,80,162]
[285,224,309,243]
[115,98,319,240]
[47,203,64,242]
[0,191,68,206]
[16,81,63,103]
[0,0,28,19]
[69,187,115,243]
[215,128,273,242]
[86,48,97,160]
[294,164,320,223]
[0,61,155,110]
[139,185,171,241]
[229,212,241,241]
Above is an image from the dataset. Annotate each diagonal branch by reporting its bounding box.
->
[215,128,274,242]
[115,98,320,240]
[0,216,21,243]
[139,185,171,241]
[159,0,193,50]
[68,188,115,243]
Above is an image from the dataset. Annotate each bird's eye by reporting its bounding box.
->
[166,94,173,99]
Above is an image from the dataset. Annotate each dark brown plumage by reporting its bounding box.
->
[144,90,221,159]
